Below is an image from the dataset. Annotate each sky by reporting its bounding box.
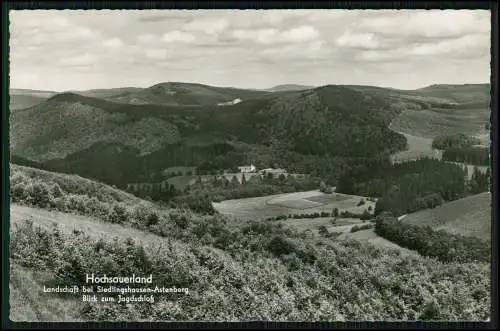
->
[9,9,491,91]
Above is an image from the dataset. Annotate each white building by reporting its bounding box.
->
[238,164,256,173]
[218,98,242,106]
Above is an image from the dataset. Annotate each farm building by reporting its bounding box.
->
[238,164,256,173]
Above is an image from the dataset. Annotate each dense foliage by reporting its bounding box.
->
[469,166,490,195]
[442,147,489,166]
[432,133,481,150]
[183,174,319,203]
[10,218,490,321]
[336,158,468,217]
[374,217,490,263]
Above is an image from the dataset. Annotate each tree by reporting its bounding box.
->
[318,225,329,237]
[241,174,247,185]
[319,180,327,193]
[231,175,240,187]
[331,208,339,218]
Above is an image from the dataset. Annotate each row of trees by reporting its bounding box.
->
[374,217,490,263]
[442,147,489,166]
[337,158,469,217]
[432,133,481,150]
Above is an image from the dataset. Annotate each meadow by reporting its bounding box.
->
[400,192,491,240]
[390,132,441,163]
[213,190,375,221]
[390,107,490,144]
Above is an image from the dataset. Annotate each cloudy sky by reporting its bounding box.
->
[9,9,490,91]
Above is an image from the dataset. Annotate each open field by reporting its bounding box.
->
[390,107,490,142]
[391,132,441,163]
[213,190,375,221]
[401,192,491,240]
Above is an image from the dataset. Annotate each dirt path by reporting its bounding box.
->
[10,203,170,248]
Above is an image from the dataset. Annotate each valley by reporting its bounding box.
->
[8,82,492,322]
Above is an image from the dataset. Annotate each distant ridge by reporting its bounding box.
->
[264,84,315,92]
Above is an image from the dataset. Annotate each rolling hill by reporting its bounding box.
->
[388,84,490,141]
[9,88,57,110]
[264,84,315,92]
[69,86,143,99]
[103,82,271,106]
[401,192,491,239]
[9,93,185,162]
[11,82,491,189]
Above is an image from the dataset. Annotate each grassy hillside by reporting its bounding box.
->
[401,192,491,240]
[415,84,490,104]
[390,107,490,141]
[388,84,490,143]
[10,164,146,205]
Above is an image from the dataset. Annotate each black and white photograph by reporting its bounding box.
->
[6,8,493,322]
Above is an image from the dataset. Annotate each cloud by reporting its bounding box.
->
[281,26,319,43]
[143,49,169,60]
[335,31,382,50]
[59,53,98,67]
[162,31,196,43]
[359,10,490,39]
[103,37,124,48]
[8,10,491,91]
[231,25,320,45]
[136,12,193,23]
[182,18,229,34]
[136,34,156,44]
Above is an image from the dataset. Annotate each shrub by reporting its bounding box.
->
[266,235,296,257]
[360,210,372,220]
[107,204,128,224]
[350,223,373,233]
[318,225,329,237]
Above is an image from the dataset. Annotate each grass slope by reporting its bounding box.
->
[390,107,490,141]
[10,164,146,205]
[401,192,491,239]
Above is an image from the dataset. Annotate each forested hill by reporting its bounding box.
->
[13,82,487,188]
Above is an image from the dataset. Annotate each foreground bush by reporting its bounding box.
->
[9,219,490,321]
